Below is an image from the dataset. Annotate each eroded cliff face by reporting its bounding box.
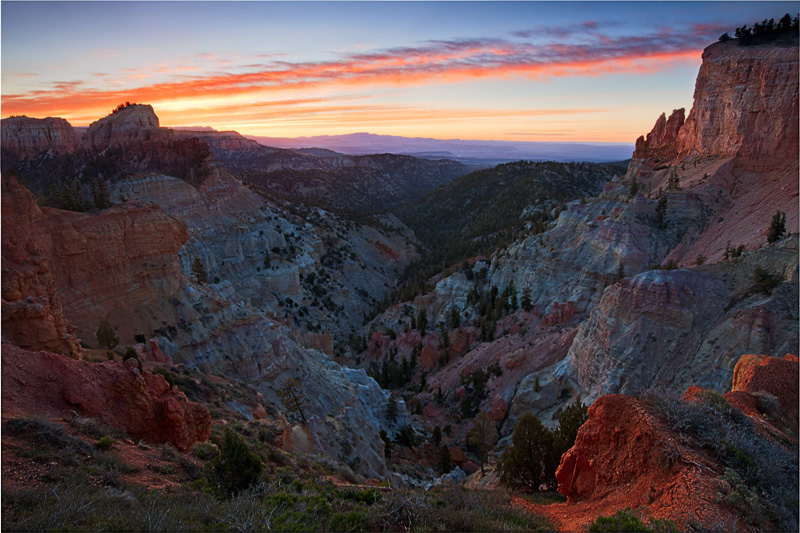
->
[1,116,81,158]
[2,173,398,478]
[110,166,417,342]
[1,176,81,357]
[675,41,799,167]
[82,104,173,151]
[4,182,191,345]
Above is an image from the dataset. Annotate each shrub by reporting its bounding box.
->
[96,319,119,350]
[645,390,798,531]
[209,428,264,498]
[589,509,652,532]
[97,436,113,451]
[752,266,781,295]
[499,397,588,491]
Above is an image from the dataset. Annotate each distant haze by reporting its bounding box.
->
[246,132,634,165]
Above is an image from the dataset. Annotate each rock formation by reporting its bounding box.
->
[633,109,685,158]
[675,41,799,167]
[555,353,798,530]
[1,116,80,158]
[82,104,173,151]
[1,343,210,451]
[2,175,81,357]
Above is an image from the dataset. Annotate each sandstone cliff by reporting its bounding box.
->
[1,116,80,158]
[2,175,81,357]
[675,41,799,167]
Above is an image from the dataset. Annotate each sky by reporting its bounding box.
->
[1,1,797,142]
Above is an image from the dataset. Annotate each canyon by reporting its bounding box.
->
[1,29,797,531]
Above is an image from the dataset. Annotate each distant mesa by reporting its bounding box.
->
[1,115,81,158]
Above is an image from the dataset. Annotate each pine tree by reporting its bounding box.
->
[655,196,668,229]
[438,445,452,474]
[767,210,786,243]
[467,412,497,475]
[386,394,398,425]
[497,412,557,491]
[277,378,307,424]
[521,287,533,312]
[191,257,207,284]
[432,426,442,446]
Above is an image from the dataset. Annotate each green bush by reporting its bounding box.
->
[330,510,366,531]
[209,428,264,498]
[589,509,651,532]
[97,436,113,451]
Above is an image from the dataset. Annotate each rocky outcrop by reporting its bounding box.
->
[554,394,736,528]
[675,41,799,168]
[727,353,798,431]
[1,343,210,450]
[555,353,798,530]
[1,116,80,157]
[83,104,173,151]
[633,109,685,159]
[2,176,81,357]
[555,241,798,403]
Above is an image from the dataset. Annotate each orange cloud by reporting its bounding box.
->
[2,29,705,140]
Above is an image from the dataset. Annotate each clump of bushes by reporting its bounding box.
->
[645,390,798,531]
[589,508,678,532]
[498,397,588,491]
[97,436,113,451]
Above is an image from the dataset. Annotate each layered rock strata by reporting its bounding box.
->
[1,116,80,158]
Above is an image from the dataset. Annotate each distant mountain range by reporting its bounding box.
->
[244,132,634,166]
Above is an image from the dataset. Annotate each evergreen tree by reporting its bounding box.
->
[386,394,398,425]
[655,195,668,229]
[448,306,461,329]
[277,378,307,424]
[497,412,557,491]
[191,257,207,284]
[767,210,786,243]
[438,445,452,474]
[417,308,428,337]
[96,319,120,350]
[666,169,681,191]
[432,426,442,446]
[520,287,533,312]
[467,412,497,475]
[616,262,626,282]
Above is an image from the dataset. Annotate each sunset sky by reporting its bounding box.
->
[2,1,795,142]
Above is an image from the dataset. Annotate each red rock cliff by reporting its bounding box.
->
[1,175,189,346]
[2,176,82,357]
[675,41,799,168]
[633,109,685,159]
[1,116,80,157]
